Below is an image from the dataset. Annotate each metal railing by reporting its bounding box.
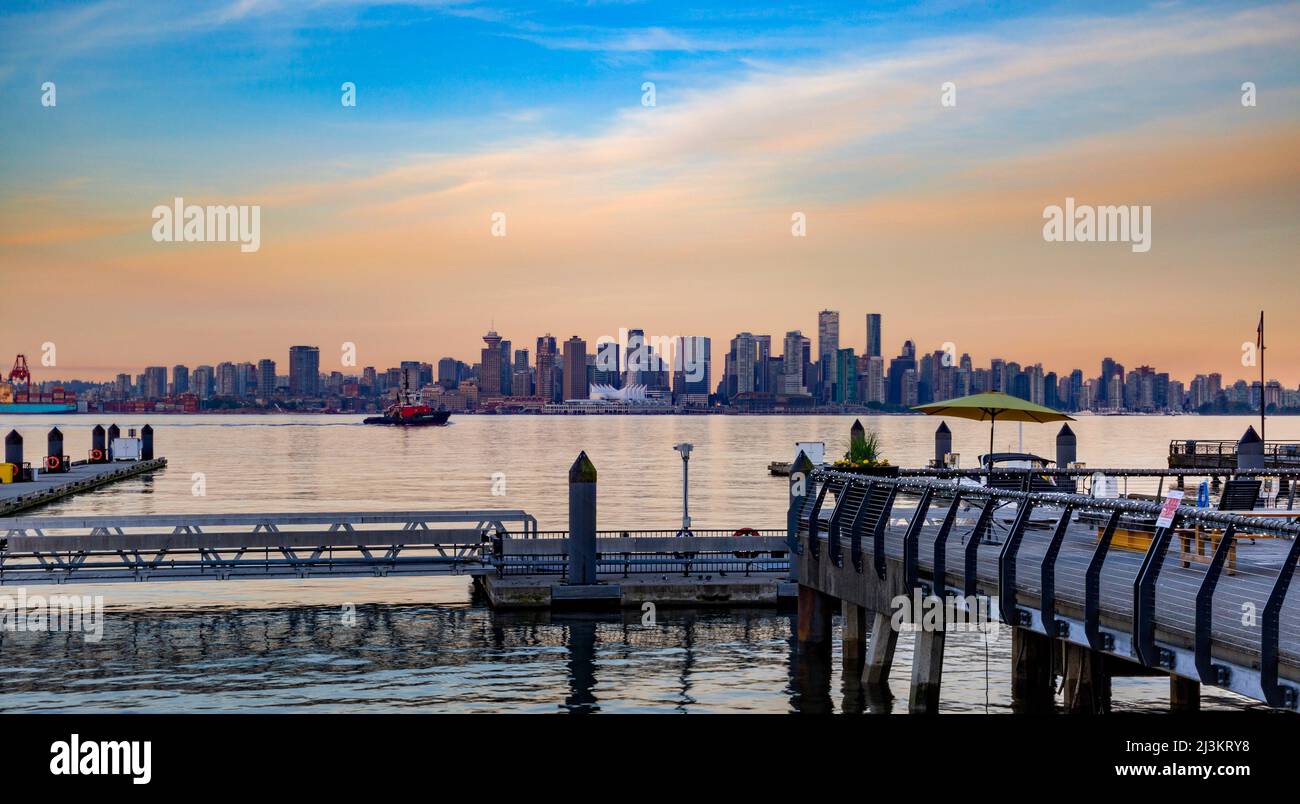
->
[795,468,1300,710]
[495,528,789,576]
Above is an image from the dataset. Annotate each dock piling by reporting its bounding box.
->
[795,585,834,652]
[46,427,66,473]
[908,629,945,714]
[567,452,598,586]
[863,611,899,690]
[1170,676,1201,713]
[141,424,154,461]
[1056,424,1077,492]
[1237,427,1264,472]
[107,424,120,460]
[91,425,107,463]
[841,601,867,670]
[1062,643,1111,713]
[934,421,951,467]
[4,430,23,479]
[1011,627,1056,713]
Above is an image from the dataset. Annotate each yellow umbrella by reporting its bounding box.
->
[913,391,1074,465]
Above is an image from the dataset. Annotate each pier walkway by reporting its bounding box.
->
[0,459,167,516]
[790,464,1300,712]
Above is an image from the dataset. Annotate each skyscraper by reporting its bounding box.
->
[257,359,276,400]
[143,366,167,399]
[817,310,839,400]
[563,336,588,400]
[289,345,320,397]
[480,330,503,396]
[729,332,758,396]
[865,313,882,358]
[172,364,190,396]
[536,334,558,402]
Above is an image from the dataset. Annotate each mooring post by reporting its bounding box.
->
[4,430,23,480]
[1237,426,1264,472]
[796,586,834,653]
[1056,424,1077,492]
[1011,627,1056,713]
[91,425,106,463]
[141,424,154,461]
[1169,676,1201,713]
[934,421,951,468]
[107,424,120,461]
[841,601,867,670]
[863,611,899,689]
[46,427,65,473]
[1062,643,1111,713]
[787,451,814,582]
[567,451,598,586]
[909,629,946,714]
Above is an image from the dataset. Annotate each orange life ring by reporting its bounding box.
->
[45,455,61,470]
[733,527,761,537]
[90,449,103,461]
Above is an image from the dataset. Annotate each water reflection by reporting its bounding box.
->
[0,603,1262,713]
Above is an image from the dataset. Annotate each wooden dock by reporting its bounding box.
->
[0,459,167,516]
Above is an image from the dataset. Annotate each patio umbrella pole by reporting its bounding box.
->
[988,411,996,468]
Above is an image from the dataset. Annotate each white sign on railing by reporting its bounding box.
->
[1155,490,1185,529]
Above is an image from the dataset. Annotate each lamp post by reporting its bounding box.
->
[674,442,694,537]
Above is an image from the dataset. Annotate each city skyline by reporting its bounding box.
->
[2,2,1299,384]
[8,307,1287,389]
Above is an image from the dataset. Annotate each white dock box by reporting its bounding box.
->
[111,437,142,461]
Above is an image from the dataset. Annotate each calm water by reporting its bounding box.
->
[0,413,1289,713]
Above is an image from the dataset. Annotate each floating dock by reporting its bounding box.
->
[0,458,167,516]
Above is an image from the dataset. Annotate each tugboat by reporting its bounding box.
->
[362,375,451,426]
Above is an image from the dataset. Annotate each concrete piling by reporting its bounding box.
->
[934,421,952,467]
[841,601,867,670]
[1170,676,1201,713]
[1062,643,1111,713]
[1237,426,1264,471]
[46,427,65,473]
[107,424,120,460]
[1011,627,1056,713]
[1056,424,1077,492]
[4,430,23,481]
[863,611,899,689]
[796,585,834,651]
[909,629,946,714]
[141,424,154,460]
[567,451,598,586]
[91,425,107,463]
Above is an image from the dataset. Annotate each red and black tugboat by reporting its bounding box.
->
[363,375,451,426]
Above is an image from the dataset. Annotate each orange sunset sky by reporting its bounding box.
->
[1,1,1297,383]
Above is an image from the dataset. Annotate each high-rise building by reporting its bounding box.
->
[781,331,806,395]
[865,313,882,358]
[729,332,758,396]
[172,364,190,396]
[536,335,558,402]
[192,366,214,400]
[755,335,772,393]
[257,359,277,400]
[143,366,167,400]
[675,336,711,397]
[817,310,840,400]
[835,348,857,403]
[593,339,621,387]
[563,336,588,401]
[480,330,503,396]
[216,362,239,397]
[289,346,320,397]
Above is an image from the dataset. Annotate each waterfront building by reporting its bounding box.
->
[143,366,167,400]
[536,335,558,403]
[480,330,504,397]
[289,346,320,397]
[172,364,190,396]
[257,359,277,400]
[866,313,882,358]
[817,310,839,401]
[563,336,588,401]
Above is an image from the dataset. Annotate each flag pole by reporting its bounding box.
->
[1259,310,1266,444]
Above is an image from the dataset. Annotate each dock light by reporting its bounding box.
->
[673,443,694,538]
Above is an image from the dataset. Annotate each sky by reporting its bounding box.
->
[0,0,1297,383]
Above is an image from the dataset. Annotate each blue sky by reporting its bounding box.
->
[1,1,1298,380]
